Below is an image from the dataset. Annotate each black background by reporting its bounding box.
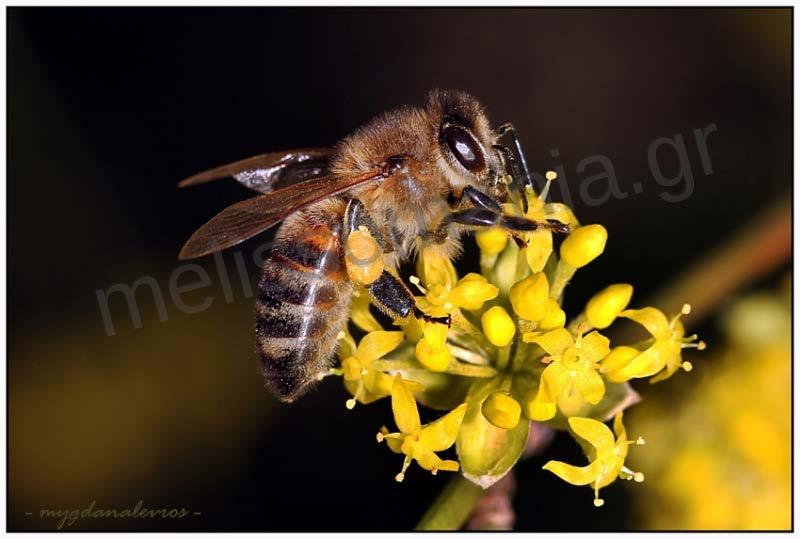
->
[8,7,791,531]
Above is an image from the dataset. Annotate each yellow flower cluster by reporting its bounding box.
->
[329,174,704,506]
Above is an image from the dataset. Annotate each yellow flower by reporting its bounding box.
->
[481,391,521,429]
[523,327,610,420]
[521,181,577,273]
[560,224,608,269]
[585,283,633,329]
[415,248,498,317]
[602,303,705,383]
[340,331,420,408]
[481,306,516,347]
[543,413,645,507]
[378,375,467,481]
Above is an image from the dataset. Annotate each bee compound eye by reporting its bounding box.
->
[441,126,486,174]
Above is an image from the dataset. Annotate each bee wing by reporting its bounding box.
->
[177,148,333,194]
[178,170,384,260]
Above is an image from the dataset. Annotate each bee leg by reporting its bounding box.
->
[344,198,391,250]
[449,208,570,234]
[367,271,451,327]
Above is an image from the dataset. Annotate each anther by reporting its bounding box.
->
[681,361,693,372]
[376,432,384,443]
[395,473,405,482]
[346,398,356,410]
[593,498,605,507]
[540,171,557,201]
[633,472,645,482]
[681,303,692,315]
[636,436,645,445]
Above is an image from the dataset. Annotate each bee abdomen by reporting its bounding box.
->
[255,216,353,402]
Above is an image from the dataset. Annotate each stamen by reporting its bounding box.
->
[593,478,604,507]
[681,361,693,372]
[636,436,645,445]
[376,432,385,443]
[540,171,558,201]
[409,275,427,294]
[345,398,356,410]
[669,304,692,330]
[395,456,412,482]
[633,472,645,482]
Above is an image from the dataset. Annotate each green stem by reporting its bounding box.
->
[549,260,576,300]
[415,475,483,531]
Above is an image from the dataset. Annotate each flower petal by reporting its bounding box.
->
[576,369,606,405]
[357,331,405,362]
[614,340,673,381]
[526,327,573,356]
[419,403,467,451]
[620,307,670,339]
[391,375,421,434]
[543,459,602,486]
[525,229,553,273]
[580,331,611,363]
[545,203,579,227]
[350,288,384,333]
[568,416,615,453]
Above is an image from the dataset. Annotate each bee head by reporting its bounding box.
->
[427,90,505,192]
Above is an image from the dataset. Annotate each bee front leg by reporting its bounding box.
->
[368,271,451,327]
[448,207,570,234]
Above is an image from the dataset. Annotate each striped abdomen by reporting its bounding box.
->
[255,203,354,402]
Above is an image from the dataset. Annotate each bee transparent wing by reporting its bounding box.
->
[177,148,333,193]
[178,170,385,260]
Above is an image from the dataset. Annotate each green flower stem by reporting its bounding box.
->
[549,260,576,300]
[415,474,484,530]
[495,344,511,371]
[566,312,588,333]
[370,358,497,379]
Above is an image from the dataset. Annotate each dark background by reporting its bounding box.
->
[8,7,791,531]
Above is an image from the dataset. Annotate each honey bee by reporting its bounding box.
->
[179,90,569,402]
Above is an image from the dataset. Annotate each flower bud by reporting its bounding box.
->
[560,224,607,268]
[510,272,549,321]
[481,391,521,429]
[481,306,516,347]
[449,273,499,311]
[415,338,450,372]
[539,298,566,330]
[475,226,508,256]
[585,284,633,329]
